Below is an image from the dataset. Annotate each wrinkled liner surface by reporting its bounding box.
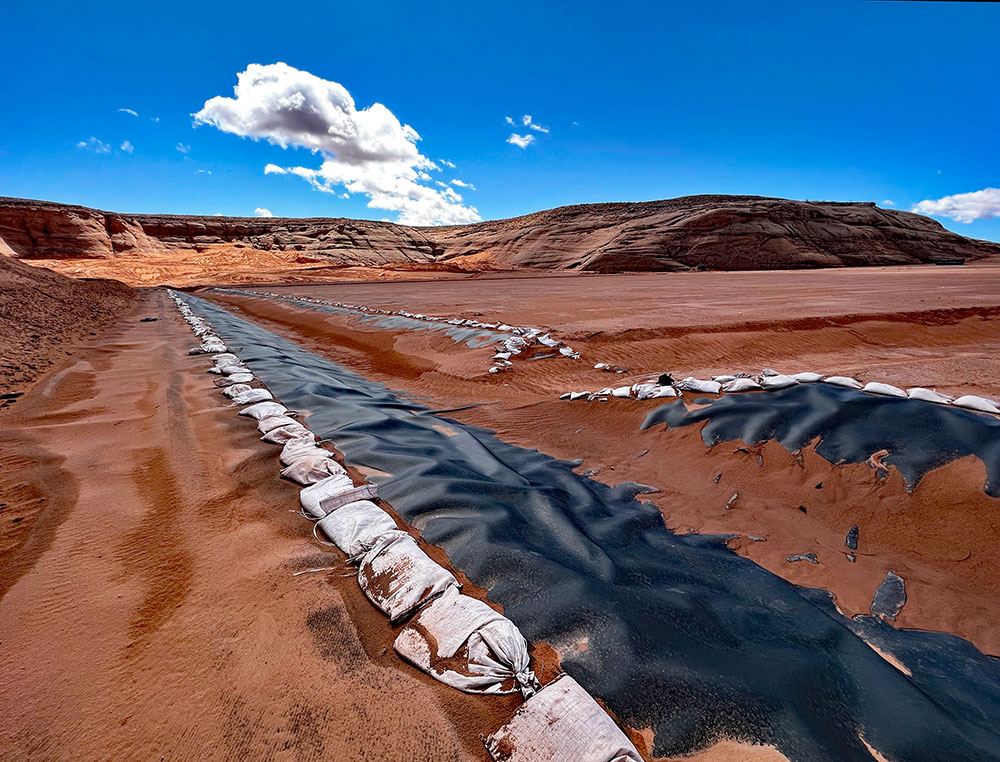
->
[641,384,1000,496]
[189,294,1000,762]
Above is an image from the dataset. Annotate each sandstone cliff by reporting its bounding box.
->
[1,195,996,285]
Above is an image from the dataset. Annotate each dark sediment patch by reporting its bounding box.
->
[184,294,1000,762]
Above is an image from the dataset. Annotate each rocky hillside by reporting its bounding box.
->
[1,195,997,285]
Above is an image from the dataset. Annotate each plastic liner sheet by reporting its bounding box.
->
[186,294,1000,762]
[640,383,1000,496]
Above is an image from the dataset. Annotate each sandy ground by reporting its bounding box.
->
[0,291,523,762]
[206,264,1000,658]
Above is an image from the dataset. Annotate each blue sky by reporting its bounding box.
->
[2,0,997,238]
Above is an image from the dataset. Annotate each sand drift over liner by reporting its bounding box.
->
[182,293,1000,762]
[641,384,1000,497]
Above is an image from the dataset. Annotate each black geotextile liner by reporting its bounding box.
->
[186,295,1000,762]
[640,383,1000,497]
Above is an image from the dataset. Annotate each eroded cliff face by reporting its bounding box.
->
[1,194,997,285]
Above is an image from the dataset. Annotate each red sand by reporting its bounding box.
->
[207,264,1000,657]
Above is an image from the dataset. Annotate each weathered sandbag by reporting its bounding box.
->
[280,437,333,466]
[226,372,255,384]
[823,376,863,389]
[675,377,721,394]
[221,383,253,399]
[281,456,347,485]
[761,368,780,377]
[611,386,632,398]
[791,371,824,383]
[394,586,539,697]
[209,361,247,375]
[953,395,1000,415]
[315,500,398,557]
[300,476,371,518]
[722,377,762,393]
[211,353,239,363]
[358,530,459,623]
[631,383,676,400]
[713,374,738,383]
[760,374,799,391]
[261,422,313,444]
[238,401,286,420]
[484,674,641,762]
[863,382,906,398]
[190,342,227,355]
[907,388,953,405]
[257,414,299,434]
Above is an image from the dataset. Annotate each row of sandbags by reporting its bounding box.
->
[562,366,1000,416]
[165,290,640,762]
[215,288,582,376]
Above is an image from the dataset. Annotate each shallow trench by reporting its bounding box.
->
[186,294,1000,762]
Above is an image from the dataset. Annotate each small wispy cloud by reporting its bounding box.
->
[254,207,274,217]
[912,188,1000,223]
[176,142,191,154]
[882,200,895,207]
[505,116,516,126]
[439,158,456,168]
[76,137,110,153]
[522,114,549,133]
[117,108,138,117]
[507,133,535,149]
[120,140,134,154]
[151,116,160,123]
[195,169,212,175]
[450,179,476,190]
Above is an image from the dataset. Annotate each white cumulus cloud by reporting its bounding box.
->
[912,188,1000,224]
[505,116,516,126]
[254,207,274,217]
[507,133,535,149]
[76,137,110,153]
[117,108,138,117]
[176,142,191,154]
[193,62,479,226]
[450,179,476,190]
[120,140,134,154]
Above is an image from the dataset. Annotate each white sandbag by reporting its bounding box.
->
[632,383,675,400]
[209,361,247,375]
[261,422,313,444]
[221,383,253,399]
[612,386,632,398]
[760,374,799,390]
[257,414,299,434]
[906,388,953,405]
[190,342,226,355]
[394,586,539,697]
[675,377,722,394]
[231,389,276,407]
[761,368,780,377]
[953,395,1000,415]
[211,353,239,362]
[863,382,907,398]
[280,437,332,467]
[713,374,738,383]
[484,674,641,762]
[227,372,255,384]
[791,371,824,383]
[281,456,348,486]
[358,530,459,623]
[722,377,762,393]
[238,401,286,420]
[316,500,398,557]
[648,385,677,399]
[823,376,863,389]
[300,477,375,519]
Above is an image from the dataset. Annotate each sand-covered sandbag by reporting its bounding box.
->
[281,456,348,486]
[722,377,762,392]
[257,414,299,434]
[791,372,823,383]
[823,376,863,389]
[953,395,1000,415]
[315,499,398,556]
[394,586,539,697]
[358,530,459,623]
[300,477,374,518]
[675,377,721,394]
[863,382,906,398]
[484,674,641,762]
[261,422,313,444]
[760,374,799,391]
[190,340,227,355]
[238,400,285,420]
[906,388,954,405]
[221,383,253,399]
[280,437,333,466]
